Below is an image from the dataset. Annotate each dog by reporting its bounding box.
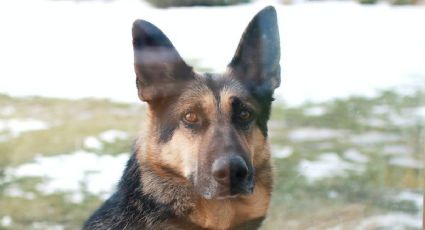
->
[84,5,280,230]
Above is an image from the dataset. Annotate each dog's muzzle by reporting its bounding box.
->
[211,155,254,197]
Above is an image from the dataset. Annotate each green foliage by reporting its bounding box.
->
[145,0,252,8]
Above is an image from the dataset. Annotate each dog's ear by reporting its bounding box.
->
[228,6,280,96]
[132,20,194,102]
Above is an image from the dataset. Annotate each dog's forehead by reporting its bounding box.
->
[179,73,252,104]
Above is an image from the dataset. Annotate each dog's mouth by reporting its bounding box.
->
[197,180,255,200]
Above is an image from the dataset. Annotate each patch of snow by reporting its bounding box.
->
[32,222,65,230]
[67,192,84,204]
[4,186,36,200]
[298,153,363,183]
[343,149,369,163]
[389,156,423,169]
[356,212,421,230]
[0,106,15,116]
[389,113,420,127]
[372,105,392,115]
[1,216,12,227]
[396,191,423,210]
[304,106,326,116]
[362,118,386,127]
[383,145,411,155]
[0,119,49,137]
[99,129,129,143]
[415,107,425,119]
[288,128,345,142]
[273,146,293,158]
[5,151,130,200]
[84,136,103,149]
[328,190,339,199]
[350,132,399,145]
[0,135,8,142]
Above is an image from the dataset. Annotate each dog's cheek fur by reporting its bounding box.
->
[159,128,199,179]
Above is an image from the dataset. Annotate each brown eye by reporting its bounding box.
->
[239,110,252,121]
[184,112,198,123]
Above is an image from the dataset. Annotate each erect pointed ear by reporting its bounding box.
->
[132,20,194,102]
[228,6,280,96]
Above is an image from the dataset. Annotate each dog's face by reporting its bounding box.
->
[133,6,280,199]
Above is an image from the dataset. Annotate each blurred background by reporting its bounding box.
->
[0,0,424,229]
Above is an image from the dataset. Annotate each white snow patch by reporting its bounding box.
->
[288,128,345,141]
[99,129,128,143]
[389,113,420,127]
[32,222,65,230]
[0,119,49,136]
[415,107,425,119]
[343,149,369,163]
[396,191,423,209]
[5,151,130,201]
[328,190,339,199]
[383,145,411,155]
[1,216,12,227]
[362,118,386,127]
[84,136,103,149]
[356,212,421,230]
[0,135,8,142]
[4,186,36,200]
[303,106,326,116]
[350,132,399,145]
[298,153,363,183]
[273,146,293,158]
[372,105,392,115]
[0,106,15,116]
[388,156,423,169]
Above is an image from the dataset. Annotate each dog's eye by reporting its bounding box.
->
[238,110,252,121]
[184,112,199,123]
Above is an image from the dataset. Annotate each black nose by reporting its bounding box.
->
[212,155,249,185]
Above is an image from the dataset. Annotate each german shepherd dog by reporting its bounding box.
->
[84,6,280,230]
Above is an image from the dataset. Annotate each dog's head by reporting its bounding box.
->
[133,6,280,199]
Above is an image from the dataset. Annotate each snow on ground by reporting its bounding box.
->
[298,153,364,183]
[0,118,49,137]
[383,145,411,155]
[83,136,103,149]
[343,149,369,163]
[303,106,326,116]
[396,191,423,209]
[350,131,399,145]
[99,129,129,143]
[0,0,424,105]
[4,151,130,201]
[356,212,422,230]
[31,222,64,230]
[288,127,345,141]
[4,185,36,200]
[0,216,13,227]
[84,129,129,149]
[389,156,423,169]
[0,106,15,116]
[272,146,293,158]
